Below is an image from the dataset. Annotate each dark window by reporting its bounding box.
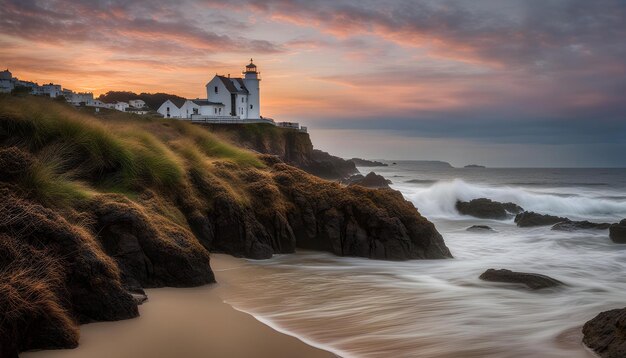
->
[241,97,244,103]
[214,108,217,114]
[214,86,218,93]
[250,104,253,109]
[166,107,170,112]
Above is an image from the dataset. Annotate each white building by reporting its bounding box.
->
[157,60,264,121]
[129,99,146,108]
[114,102,129,112]
[40,83,62,98]
[157,99,185,118]
[67,92,95,105]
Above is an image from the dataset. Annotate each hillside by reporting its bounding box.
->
[0,95,451,356]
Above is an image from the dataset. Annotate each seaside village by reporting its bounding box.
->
[0,60,306,132]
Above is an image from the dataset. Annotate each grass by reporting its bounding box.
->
[0,95,264,207]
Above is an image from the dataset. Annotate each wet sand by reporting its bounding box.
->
[22,254,334,358]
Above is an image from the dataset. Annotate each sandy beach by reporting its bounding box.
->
[22,254,333,358]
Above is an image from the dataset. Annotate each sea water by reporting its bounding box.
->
[217,163,626,358]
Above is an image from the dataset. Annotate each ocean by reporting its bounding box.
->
[217,163,626,358]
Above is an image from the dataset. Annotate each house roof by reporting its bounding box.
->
[216,76,248,94]
[168,98,186,108]
[234,78,249,94]
[191,100,224,106]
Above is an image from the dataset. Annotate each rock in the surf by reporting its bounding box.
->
[551,221,611,231]
[583,307,626,358]
[347,172,392,189]
[466,225,495,232]
[479,268,564,290]
[609,219,626,243]
[514,211,570,227]
[455,198,523,219]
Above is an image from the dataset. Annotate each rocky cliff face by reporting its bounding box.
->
[203,123,358,179]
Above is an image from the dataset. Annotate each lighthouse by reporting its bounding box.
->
[242,59,261,119]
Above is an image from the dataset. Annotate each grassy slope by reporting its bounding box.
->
[0,95,263,207]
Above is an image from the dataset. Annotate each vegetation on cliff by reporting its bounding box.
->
[0,95,450,355]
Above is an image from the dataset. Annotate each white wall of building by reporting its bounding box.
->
[206,77,233,116]
[68,92,94,105]
[41,84,62,98]
[157,100,182,118]
[115,102,129,112]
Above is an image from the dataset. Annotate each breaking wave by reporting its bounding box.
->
[396,179,626,220]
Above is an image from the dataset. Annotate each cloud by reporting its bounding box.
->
[0,0,283,54]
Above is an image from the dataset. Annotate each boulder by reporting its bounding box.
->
[479,268,564,290]
[551,221,611,231]
[609,219,626,243]
[466,225,495,232]
[455,198,523,219]
[583,307,626,358]
[514,211,570,227]
[347,172,392,189]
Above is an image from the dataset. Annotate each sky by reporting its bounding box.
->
[1,0,625,167]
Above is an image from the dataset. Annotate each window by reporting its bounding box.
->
[214,86,218,93]
[241,97,244,103]
[214,108,217,114]
[249,104,253,109]
[166,107,170,112]
[218,108,222,114]
[241,108,243,114]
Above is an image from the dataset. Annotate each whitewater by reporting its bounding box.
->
[218,163,626,357]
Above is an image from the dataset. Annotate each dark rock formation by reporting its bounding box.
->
[349,158,388,167]
[479,269,564,290]
[583,307,626,358]
[467,225,495,232]
[347,172,392,189]
[190,159,452,261]
[455,198,523,219]
[609,219,626,243]
[263,161,452,260]
[86,194,215,288]
[551,221,611,231]
[514,211,570,227]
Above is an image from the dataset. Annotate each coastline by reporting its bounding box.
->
[21,254,334,358]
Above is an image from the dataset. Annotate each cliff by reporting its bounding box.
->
[0,96,450,355]
[203,123,358,179]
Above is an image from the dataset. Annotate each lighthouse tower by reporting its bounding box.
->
[242,59,260,119]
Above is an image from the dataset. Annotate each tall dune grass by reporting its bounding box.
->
[0,95,263,206]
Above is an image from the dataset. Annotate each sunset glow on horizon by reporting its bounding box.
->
[1,0,625,166]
